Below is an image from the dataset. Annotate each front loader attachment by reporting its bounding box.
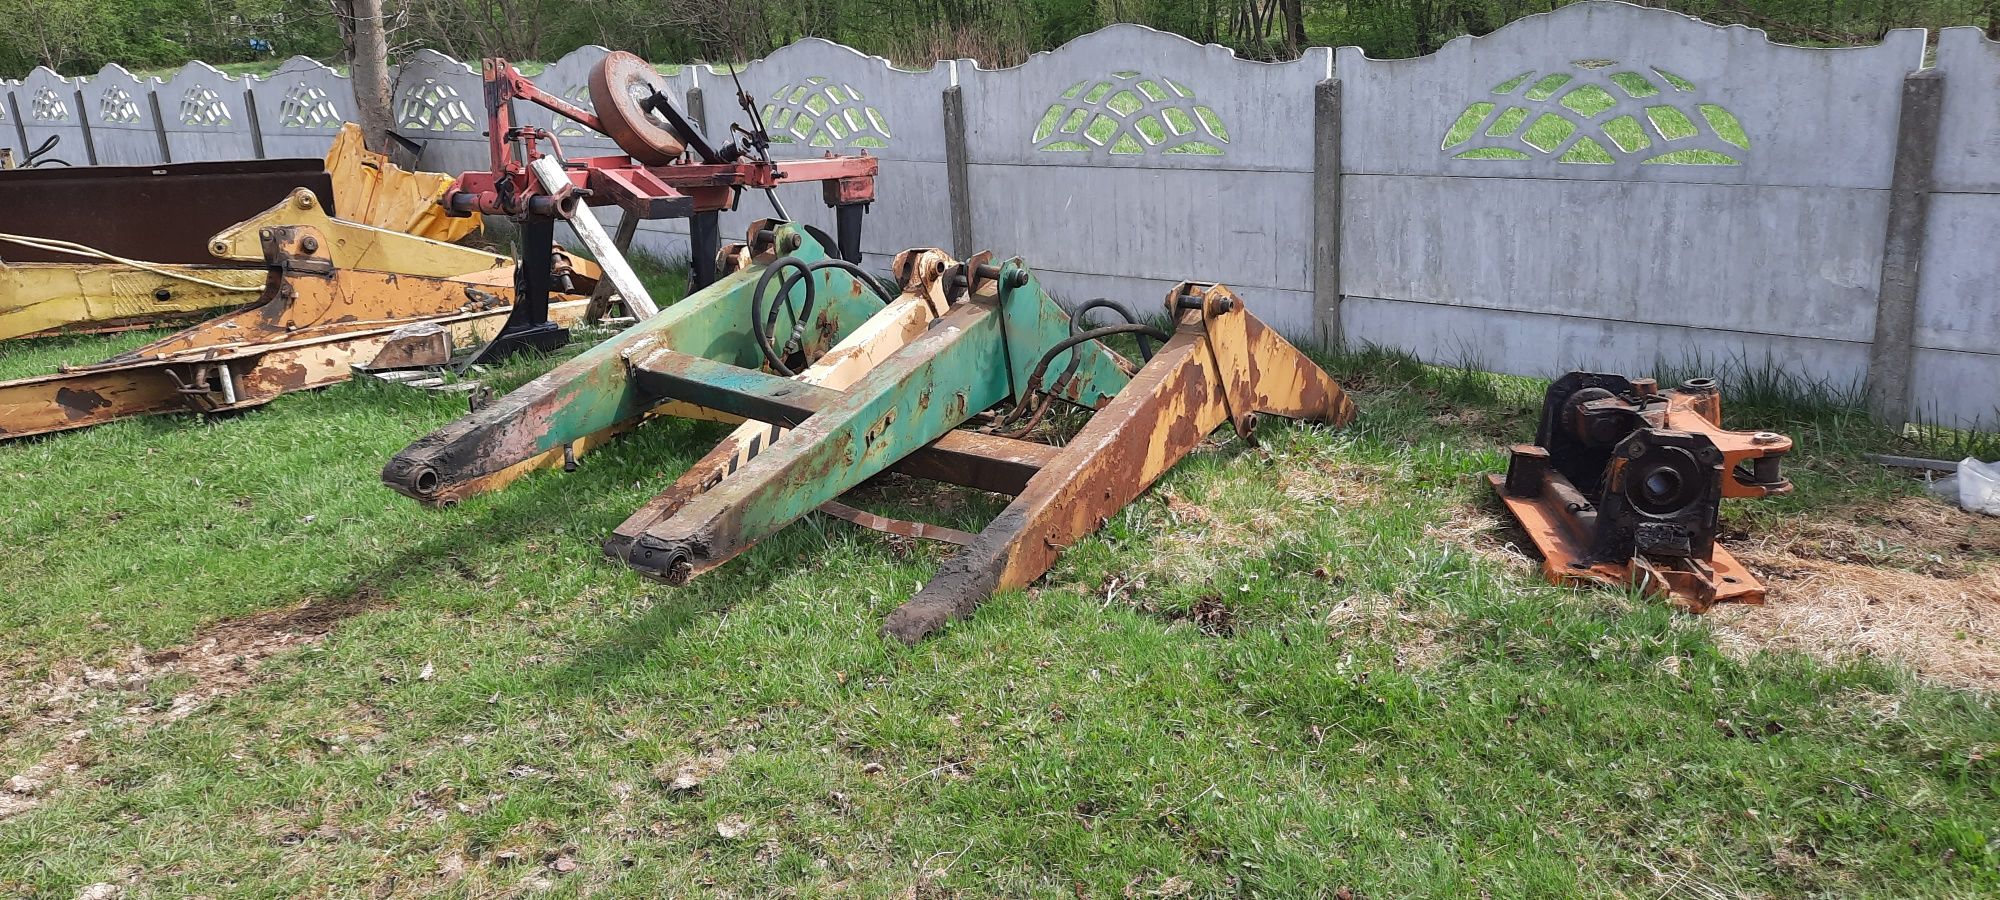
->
[383,229,1355,643]
[612,252,1353,642]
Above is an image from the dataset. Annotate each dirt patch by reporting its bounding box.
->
[1711,560,1999,690]
[1145,592,1235,637]
[0,590,380,819]
[1434,486,2000,688]
[1717,500,2000,689]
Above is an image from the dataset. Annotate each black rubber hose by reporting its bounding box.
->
[993,322,1174,433]
[1030,323,1172,390]
[750,255,900,376]
[802,257,897,304]
[751,256,815,376]
[1070,298,1157,361]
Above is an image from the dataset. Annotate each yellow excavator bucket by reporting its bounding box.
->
[323,123,482,243]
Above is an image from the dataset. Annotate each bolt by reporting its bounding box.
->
[1751,431,1782,445]
[1004,270,1029,290]
[259,228,274,241]
[780,232,802,253]
[1215,296,1236,312]
[300,236,319,253]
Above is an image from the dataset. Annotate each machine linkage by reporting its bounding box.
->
[0,189,595,440]
[1492,371,1793,611]
[387,222,1356,642]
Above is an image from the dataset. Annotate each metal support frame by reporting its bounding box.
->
[444,53,880,339]
[388,223,1357,643]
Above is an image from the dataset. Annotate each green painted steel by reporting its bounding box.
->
[996,260,1132,407]
[386,224,890,488]
[534,226,884,456]
[628,259,1134,579]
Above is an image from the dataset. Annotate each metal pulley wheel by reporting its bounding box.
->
[589,51,687,165]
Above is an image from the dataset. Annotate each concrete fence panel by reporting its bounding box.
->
[526,45,624,159]
[959,25,1329,337]
[1912,27,2000,428]
[159,62,258,161]
[0,5,1989,429]
[1335,2,1925,392]
[15,67,90,166]
[687,41,953,270]
[391,49,488,175]
[80,65,167,165]
[0,77,19,160]
[250,56,356,159]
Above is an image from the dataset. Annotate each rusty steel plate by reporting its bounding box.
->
[589,51,686,165]
[0,159,333,265]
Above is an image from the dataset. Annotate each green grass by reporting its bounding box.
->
[0,316,1996,897]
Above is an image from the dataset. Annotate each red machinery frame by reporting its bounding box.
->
[443,59,878,227]
[438,55,880,355]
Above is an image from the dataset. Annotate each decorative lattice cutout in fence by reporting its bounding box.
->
[552,83,595,137]
[1441,60,1749,165]
[1033,72,1228,156]
[99,85,141,124]
[396,79,476,132]
[179,85,232,126]
[278,82,341,129]
[761,77,891,149]
[31,86,69,121]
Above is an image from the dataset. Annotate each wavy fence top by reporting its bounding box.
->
[0,3,1948,161]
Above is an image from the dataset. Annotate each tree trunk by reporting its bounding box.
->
[340,0,408,167]
[1281,0,1304,56]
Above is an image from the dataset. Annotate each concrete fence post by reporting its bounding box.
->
[73,88,99,164]
[6,92,28,160]
[1865,69,1944,425]
[942,76,974,259]
[686,84,706,137]
[242,87,266,159]
[146,90,172,163]
[1311,78,1342,352]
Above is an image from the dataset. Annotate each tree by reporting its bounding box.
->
[328,0,407,164]
[0,0,98,71]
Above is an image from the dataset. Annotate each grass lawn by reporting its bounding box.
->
[0,285,1996,897]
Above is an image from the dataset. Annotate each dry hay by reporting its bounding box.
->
[1717,497,2000,690]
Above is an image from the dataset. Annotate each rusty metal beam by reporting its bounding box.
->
[0,199,590,440]
[880,284,1355,643]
